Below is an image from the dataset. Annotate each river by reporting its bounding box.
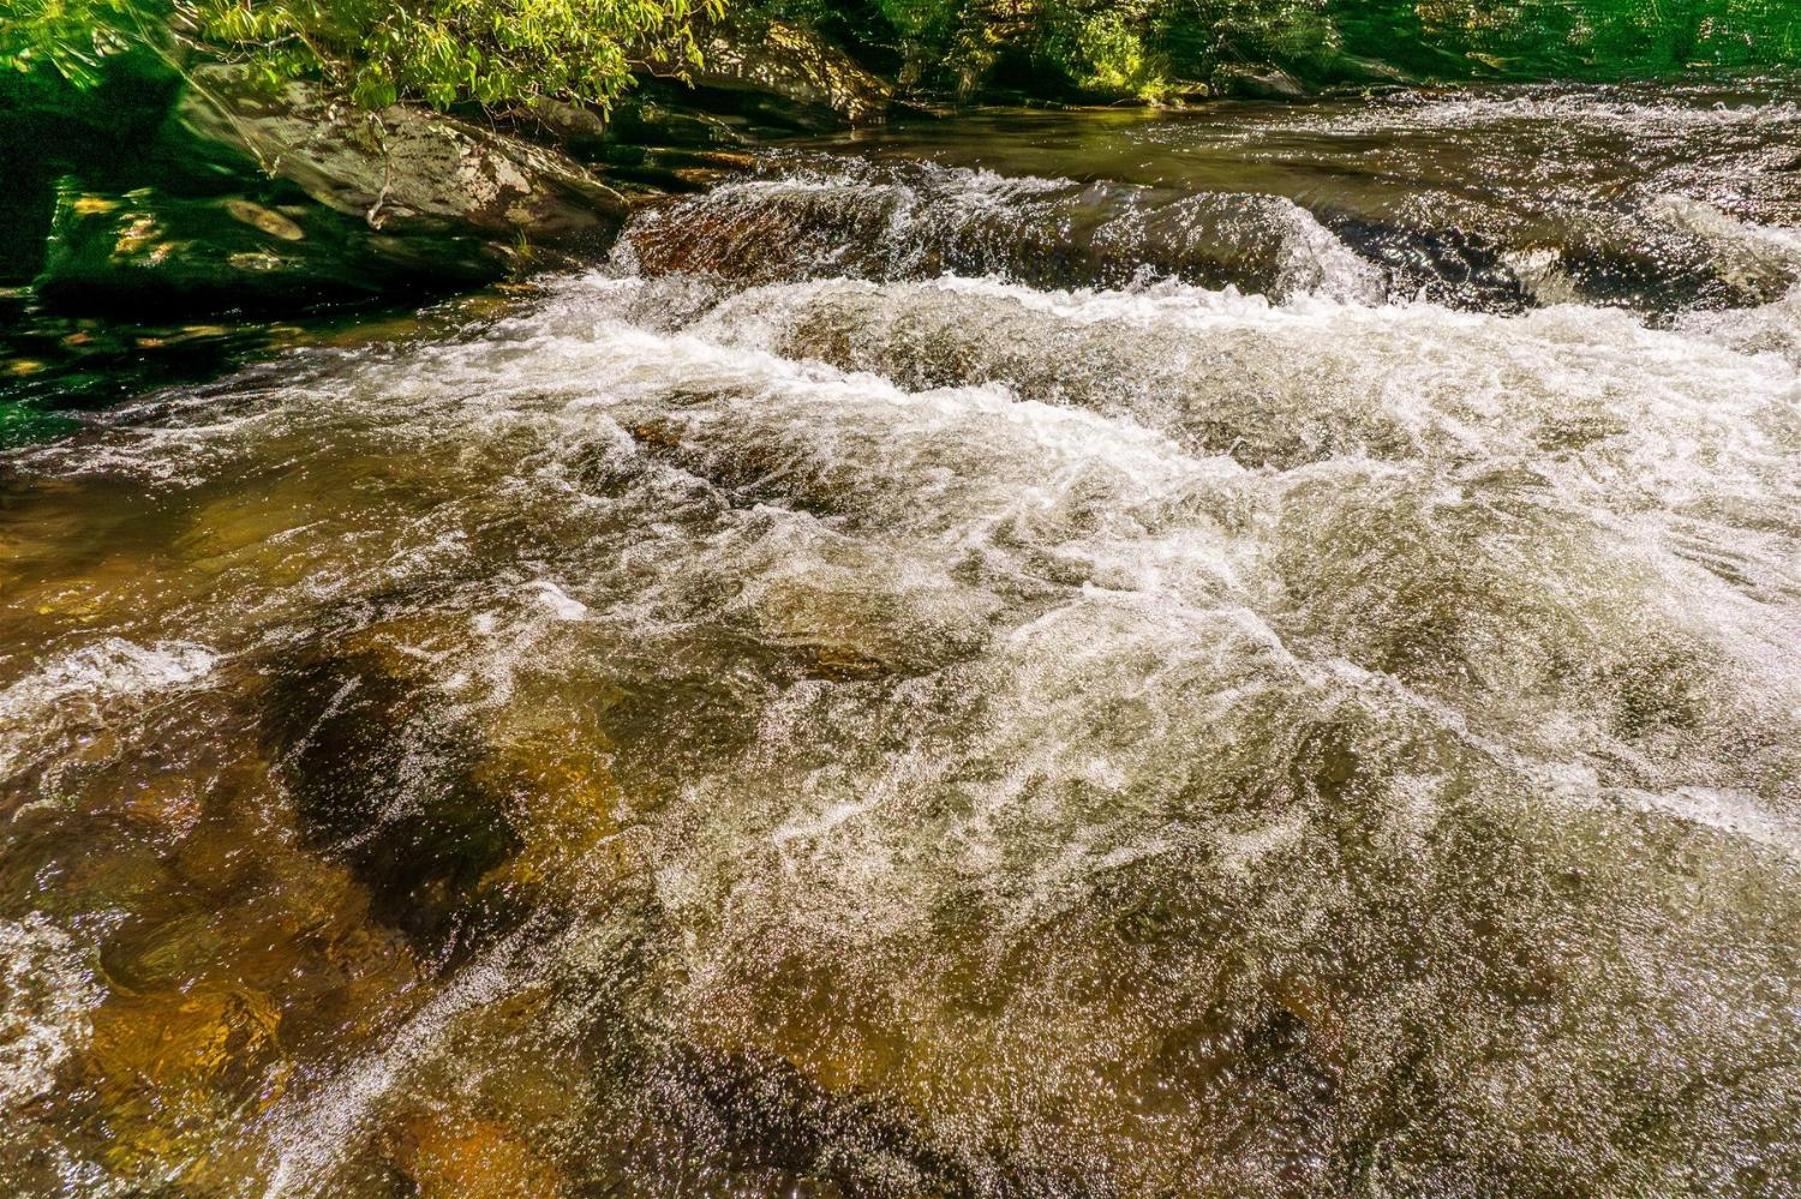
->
[1,82,1798,1197]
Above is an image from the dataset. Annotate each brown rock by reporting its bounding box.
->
[390,1113,570,1199]
[84,985,287,1181]
[645,18,893,125]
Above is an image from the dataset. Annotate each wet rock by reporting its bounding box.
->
[607,90,755,148]
[1210,64,1309,100]
[519,95,611,146]
[177,64,629,245]
[584,143,759,193]
[645,18,893,126]
[82,985,286,1183]
[388,1111,571,1199]
[1325,215,1528,311]
[620,163,1389,300]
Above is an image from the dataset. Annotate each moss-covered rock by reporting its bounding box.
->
[32,179,502,314]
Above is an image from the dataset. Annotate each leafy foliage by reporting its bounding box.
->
[2,0,723,110]
[192,0,724,110]
[826,0,1800,99]
[2,0,1796,112]
[0,0,174,89]
[1041,2,1164,97]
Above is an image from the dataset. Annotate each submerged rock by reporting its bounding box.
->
[261,639,523,957]
[387,1112,571,1199]
[651,1042,972,1195]
[82,985,285,1184]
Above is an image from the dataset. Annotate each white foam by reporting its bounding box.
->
[0,915,99,1109]
[11,146,1801,1191]
[527,580,589,621]
[1652,196,1801,291]
[0,639,219,778]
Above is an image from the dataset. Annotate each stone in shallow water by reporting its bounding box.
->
[81,985,285,1184]
[387,1111,571,1199]
[261,638,523,957]
[467,719,630,903]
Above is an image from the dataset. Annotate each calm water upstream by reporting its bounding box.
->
[2,84,1798,1197]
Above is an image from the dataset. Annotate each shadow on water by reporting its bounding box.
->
[0,287,537,448]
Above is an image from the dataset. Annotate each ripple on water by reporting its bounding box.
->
[3,94,1801,1197]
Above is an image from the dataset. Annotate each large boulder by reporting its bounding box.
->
[644,18,893,126]
[25,62,639,316]
[176,64,630,243]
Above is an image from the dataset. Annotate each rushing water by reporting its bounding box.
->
[2,85,1799,1198]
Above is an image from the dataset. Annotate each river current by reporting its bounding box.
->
[2,84,1798,1197]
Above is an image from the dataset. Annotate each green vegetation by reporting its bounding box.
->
[844,1,1801,100]
[2,0,722,111]
[5,1,1795,114]
[0,0,169,89]
[194,0,724,110]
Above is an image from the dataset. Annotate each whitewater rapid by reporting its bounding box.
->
[3,90,1800,1198]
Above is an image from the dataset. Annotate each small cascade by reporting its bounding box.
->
[2,80,1798,1199]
